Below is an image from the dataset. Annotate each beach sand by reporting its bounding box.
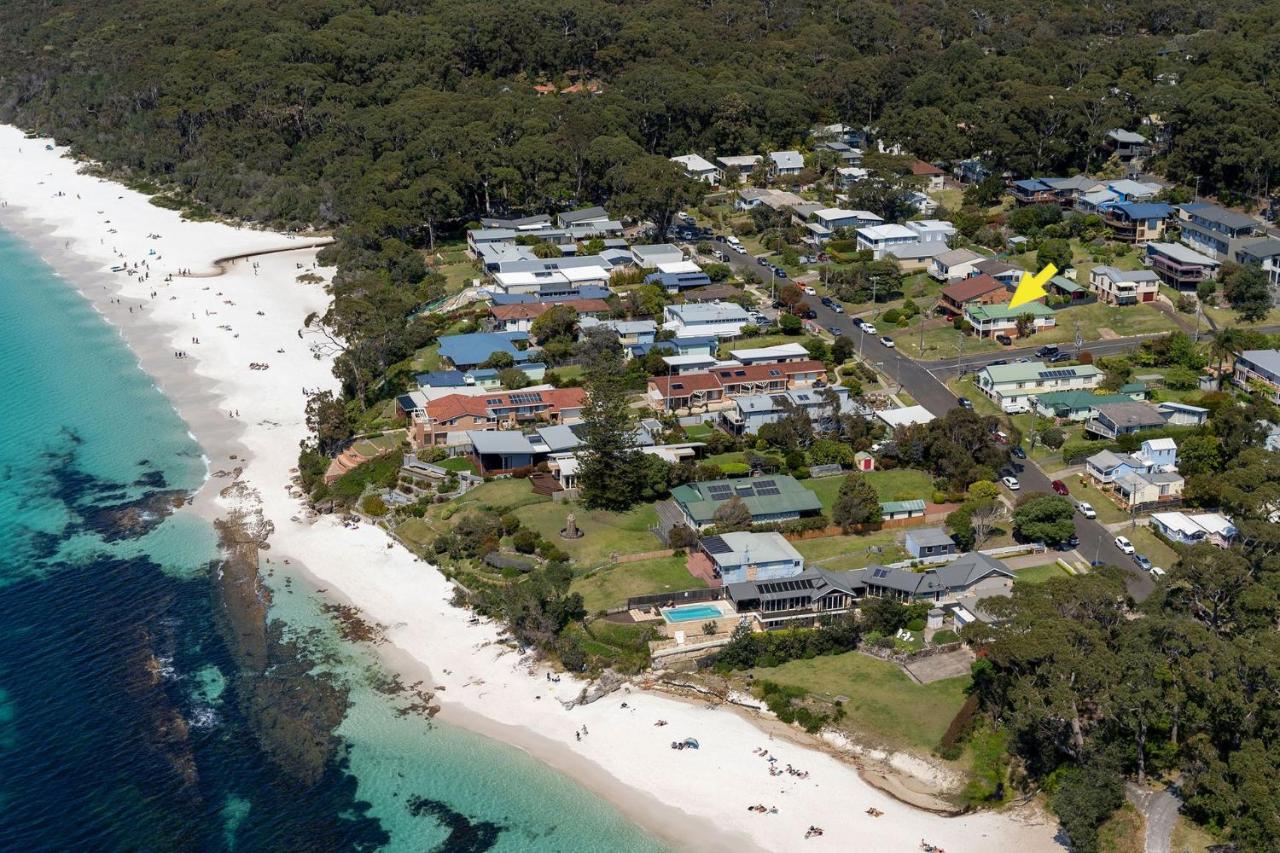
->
[0,125,1061,852]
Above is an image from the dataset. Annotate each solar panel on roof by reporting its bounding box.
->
[872,567,888,578]
[1038,369,1076,380]
[769,369,781,376]
[702,536,733,556]
[756,479,776,488]
[486,398,502,404]
[707,485,734,500]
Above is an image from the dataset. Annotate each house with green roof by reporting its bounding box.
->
[1032,390,1137,421]
[880,499,926,521]
[964,301,1056,338]
[1048,275,1090,304]
[669,475,824,529]
[977,360,1102,410]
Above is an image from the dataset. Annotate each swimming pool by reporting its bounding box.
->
[662,603,725,623]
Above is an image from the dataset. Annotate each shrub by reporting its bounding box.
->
[882,308,902,324]
[512,529,539,554]
[701,621,717,636]
[906,618,926,632]
[1040,426,1066,449]
[361,494,389,516]
[936,693,980,760]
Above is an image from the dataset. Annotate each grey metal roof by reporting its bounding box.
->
[467,431,535,454]
[906,528,955,548]
[1182,203,1259,232]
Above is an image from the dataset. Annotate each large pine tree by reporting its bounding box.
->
[576,337,641,510]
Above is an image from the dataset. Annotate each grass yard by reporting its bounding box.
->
[706,451,748,468]
[893,324,999,360]
[436,456,477,474]
[395,517,437,552]
[1126,525,1181,570]
[1171,815,1217,853]
[1012,562,1070,585]
[513,501,661,567]
[551,364,584,383]
[571,555,705,613]
[751,651,970,753]
[683,422,714,441]
[803,467,935,511]
[949,376,1002,415]
[411,343,442,372]
[349,430,404,457]
[1097,802,1145,853]
[448,479,550,515]
[717,332,815,357]
[791,530,907,569]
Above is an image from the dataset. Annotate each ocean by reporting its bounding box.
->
[0,224,665,852]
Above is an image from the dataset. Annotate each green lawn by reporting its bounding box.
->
[551,364,584,382]
[891,322,993,360]
[411,343,442,372]
[1013,563,1070,585]
[349,429,405,457]
[792,530,907,569]
[513,501,661,567]
[436,456,477,474]
[570,555,705,613]
[751,651,970,753]
[706,451,748,468]
[395,517,437,552]
[683,423,714,440]
[449,479,551,514]
[1127,525,1181,570]
[716,332,817,358]
[803,467,935,511]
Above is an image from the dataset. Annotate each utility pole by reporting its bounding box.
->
[1074,319,1083,358]
[918,308,927,357]
[1193,299,1203,342]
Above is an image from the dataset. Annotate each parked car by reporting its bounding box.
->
[860,322,877,334]
[1051,479,1069,496]
[828,325,842,336]
[1057,534,1080,551]
[957,397,974,410]
[804,286,816,296]
[1149,566,1167,579]
[988,359,1008,366]
[1011,445,1026,459]
[1001,475,1021,490]
[831,303,844,314]
[880,336,895,348]
[996,334,1013,346]
[1076,501,1097,519]
[726,236,743,250]
[1114,535,1135,555]
[714,234,727,243]
[1050,352,1073,363]
[775,267,788,279]
[1036,344,1059,358]
[850,317,864,329]
[820,296,834,306]
[756,256,769,266]
[1134,554,1153,571]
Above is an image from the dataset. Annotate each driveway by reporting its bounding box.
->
[1126,782,1180,853]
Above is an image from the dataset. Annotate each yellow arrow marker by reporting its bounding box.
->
[1008,263,1057,310]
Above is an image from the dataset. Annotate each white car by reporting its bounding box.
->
[1115,535,1135,555]
[804,286,816,296]
[1149,566,1166,579]
[726,236,744,250]
[880,336,895,348]
[861,322,877,335]
[1076,501,1097,519]
[1001,475,1020,490]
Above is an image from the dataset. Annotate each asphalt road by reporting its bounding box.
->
[711,236,1156,599]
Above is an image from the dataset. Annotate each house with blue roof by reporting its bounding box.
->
[627,336,719,360]
[489,285,612,305]
[1100,201,1172,244]
[437,331,533,369]
[464,363,547,390]
[645,263,712,293]
[1010,179,1059,205]
[414,370,468,390]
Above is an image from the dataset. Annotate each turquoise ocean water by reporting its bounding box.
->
[0,224,664,852]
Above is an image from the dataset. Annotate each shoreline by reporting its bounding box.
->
[0,126,1061,852]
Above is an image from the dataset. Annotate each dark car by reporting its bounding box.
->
[1050,352,1073,363]
[996,334,1013,346]
[1051,479,1069,496]
[988,359,1008,366]
[1057,534,1080,551]
[757,257,769,266]
[775,268,788,279]
[1011,446,1026,459]
[957,397,974,410]
[1036,344,1060,358]
[801,309,817,320]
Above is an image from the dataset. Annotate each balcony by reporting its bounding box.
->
[1149,255,1212,288]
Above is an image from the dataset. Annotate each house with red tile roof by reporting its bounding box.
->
[410,387,586,446]
[488,298,612,332]
[939,274,1009,316]
[645,360,828,413]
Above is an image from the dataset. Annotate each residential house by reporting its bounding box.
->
[557,206,611,228]
[437,331,532,369]
[904,219,956,244]
[953,158,993,185]
[728,343,813,364]
[700,532,805,585]
[976,361,1102,410]
[487,298,611,333]
[964,301,1057,339]
[1106,179,1162,202]
[855,224,920,259]
[413,370,468,392]
[929,248,986,282]
[1150,512,1237,548]
[478,213,552,231]
[660,353,719,374]
[880,499,926,521]
[939,274,1008,316]
[1089,266,1160,305]
[904,528,957,560]
[973,259,1024,287]
[1084,401,1167,439]
[645,261,711,293]
[1156,401,1210,427]
[876,405,936,429]
[910,161,946,192]
[662,301,752,339]
[907,191,939,215]
[464,363,547,390]
[817,141,863,164]
[719,387,852,436]
[1048,275,1090,303]
[1235,238,1280,290]
[725,568,866,628]
[768,150,805,176]
[491,264,611,294]
[1145,242,1221,290]
[836,166,870,187]
[648,359,829,414]
[628,336,719,360]
[669,475,824,529]
[490,285,612,306]
[1101,202,1172,244]
[578,317,657,347]
[1114,470,1184,509]
[735,187,807,212]
[1032,390,1135,421]
[858,553,1014,604]
[715,155,763,181]
[1041,176,1106,206]
[1233,350,1280,403]
[886,240,949,271]
[1077,189,1121,214]
[670,154,721,184]
[1105,129,1150,160]
[409,387,586,447]
[813,207,883,232]
[1177,203,1261,261]
[631,243,685,268]
[645,372,725,413]
[811,123,867,147]
[1010,179,1060,205]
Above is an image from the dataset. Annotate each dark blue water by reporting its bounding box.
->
[0,226,663,851]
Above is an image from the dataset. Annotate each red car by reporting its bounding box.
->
[1051,480,1069,496]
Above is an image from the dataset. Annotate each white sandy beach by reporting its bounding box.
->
[0,124,1061,852]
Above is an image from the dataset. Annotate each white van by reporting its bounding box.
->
[1002,399,1030,414]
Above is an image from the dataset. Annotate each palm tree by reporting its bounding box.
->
[1210,328,1241,389]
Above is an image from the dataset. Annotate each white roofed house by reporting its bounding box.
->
[768,150,805,176]
[904,219,956,245]
[662,301,752,339]
[728,342,812,364]
[700,531,805,585]
[855,224,920,260]
[670,154,721,184]
[930,247,986,282]
[1089,266,1161,305]
[631,243,685,268]
[1145,242,1221,291]
[1150,511,1237,548]
[1105,128,1150,160]
[836,166,870,187]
